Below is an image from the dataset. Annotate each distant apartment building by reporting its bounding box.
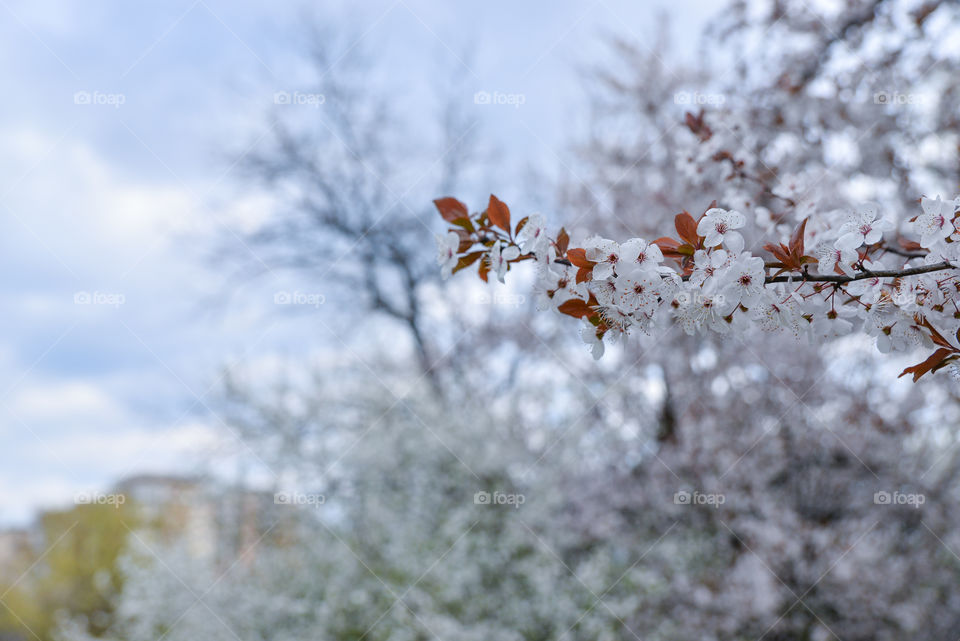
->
[0,529,30,578]
[114,474,282,567]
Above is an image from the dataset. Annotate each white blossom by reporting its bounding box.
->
[697,208,746,249]
[436,232,460,279]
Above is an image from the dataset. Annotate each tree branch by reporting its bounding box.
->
[765,261,955,284]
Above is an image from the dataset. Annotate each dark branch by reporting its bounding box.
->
[765,262,955,284]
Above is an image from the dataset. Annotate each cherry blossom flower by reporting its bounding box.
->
[915,196,957,249]
[809,309,854,340]
[580,319,605,359]
[865,310,925,354]
[489,241,519,283]
[616,270,663,314]
[752,291,802,337]
[697,208,746,249]
[689,249,730,290]
[834,203,892,250]
[844,260,887,305]
[584,237,622,280]
[517,214,549,256]
[674,291,729,335]
[536,262,585,310]
[815,241,856,277]
[436,232,460,279]
[720,255,766,309]
[590,279,620,307]
[619,238,664,273]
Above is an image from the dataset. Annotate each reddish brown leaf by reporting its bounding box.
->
[433,197,468,222]
[919,317,955,349]
[566,248,595,269]
[684,110,713,141]
[652,236,682,256]
[452,251,484,275]
[450,216,475,233]
[514,215,529,237]
[764,242,792,267]
[898,238,922,251]
[575,266,593,284]
[558,298,593,319]
[899,348,955,382]
[556,227,570,255]
[477,257,490,282]
[675,212,700,246]
[486,194,511,232]
[789,218,808,258]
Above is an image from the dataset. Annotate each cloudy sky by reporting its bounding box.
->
[0,0,719,525]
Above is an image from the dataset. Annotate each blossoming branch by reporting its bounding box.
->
[434,192,960,381]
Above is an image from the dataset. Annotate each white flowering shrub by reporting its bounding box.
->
[435,166,960,380]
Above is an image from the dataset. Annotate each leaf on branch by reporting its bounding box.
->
[556,227,570,255]
[486,195,511,232]
[764,242,790,265]
[652,237,682,256]
[684,109,712,142]
[557,298,593,319]
[455,229,474,252]
[917,316,955,349]
[452,251,484,275]
[450,216,475,233]
[789,218,807,257]
[898,347,956,382]
[433,197,468,222]
[566,248,595,269]
[675,212,700,247]
[478,257,490,282]
[514,215,529,236]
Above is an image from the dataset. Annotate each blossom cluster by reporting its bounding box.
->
[434,194,960,381]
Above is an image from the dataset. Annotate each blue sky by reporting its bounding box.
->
[0,0,718,525]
